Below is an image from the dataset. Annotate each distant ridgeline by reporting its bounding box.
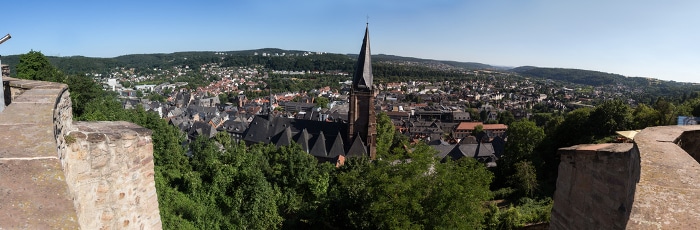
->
[1,49,502,80]
[3,50,699,101]
[512,66,700,101]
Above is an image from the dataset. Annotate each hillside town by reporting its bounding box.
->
[93,48,654,167]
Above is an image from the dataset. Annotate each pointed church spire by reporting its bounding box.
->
[352,24,373,90]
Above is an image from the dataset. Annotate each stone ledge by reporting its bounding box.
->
[627,125,700,229]
[70,121,153,141]
[551,125,700,229]
[0,158,80,229]
[0,78,76,229]
[5,77,67,90]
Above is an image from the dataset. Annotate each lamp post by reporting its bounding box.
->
[0,33,11,112]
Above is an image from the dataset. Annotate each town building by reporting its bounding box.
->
[453,122,508,140]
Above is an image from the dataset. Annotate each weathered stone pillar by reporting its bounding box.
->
[65,121,162,229]
[550,143,637,230]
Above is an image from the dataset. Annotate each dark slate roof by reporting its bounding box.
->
[328,132,345,158]
[430,141,455,158]
[243,116,273,144]
[275,127,293,147]
[243,115,347,161]
[476,143,495,158]
[460,136,478,144]
[189,121,216,139]
[309,131,328,157]
[221,120,248,134]
[346,136,367,157]
[282,101,315,112]
[202,107,218,115]
[330,110,348,122]
[453,111,471,120]
[168,107,184,117]
[243,115,348,145]
[352,25,373,91]
[437,143,497,164]
[443,144,470,162]
[295,129,311,153]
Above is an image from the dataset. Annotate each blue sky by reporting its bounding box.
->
[2,0,699,83]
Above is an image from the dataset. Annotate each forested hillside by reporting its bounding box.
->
[2,48,498,77]
[512,66,700,104]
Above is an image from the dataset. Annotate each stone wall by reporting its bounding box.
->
[64,121,161,229]
[550,125,700,229]
[0,78,80,229]
[0,77,161,229]
[55,86,73,165]
[549,143,638,230]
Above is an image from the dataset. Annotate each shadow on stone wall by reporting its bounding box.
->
[550,143,639,230]
[676,130,700,162]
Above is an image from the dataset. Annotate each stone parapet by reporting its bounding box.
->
[550,125,700,229]
[627,125,700,229]
[550,143,637,230]
[65,121,161,229]
[0,77,161,229]
[0,77,79,229]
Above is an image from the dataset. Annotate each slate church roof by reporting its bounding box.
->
[243,115,351,161]
[432,141,498,167]
[352,24,373,91]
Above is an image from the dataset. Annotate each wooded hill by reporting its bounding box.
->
[3,49,698,101]
[512,66,700,103]
[0,49,501,76]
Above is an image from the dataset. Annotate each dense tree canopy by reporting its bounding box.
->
[375,112,395,158]
[16,50,63,82]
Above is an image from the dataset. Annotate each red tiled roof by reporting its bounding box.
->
[456,122,483,130]
[455,122,508,131]
[483,124,508,130]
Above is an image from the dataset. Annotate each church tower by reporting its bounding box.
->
[347,24,377,159]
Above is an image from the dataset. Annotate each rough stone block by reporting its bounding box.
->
[64,121,161,229]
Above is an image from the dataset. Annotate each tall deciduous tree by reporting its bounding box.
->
[504,120,545,162]
[654,98,676,125]
[498,110,516,126]
[376,112,395,158]
[631,104,660,129]
[498,120,545,191]
[588,100,631,135]
[510,161,538,197]
[16,50,63,82]
[65,74,103,117]
[472,124,484,136]
[692,101,700,117]
[554,108,593,147]
[314,96,329,109]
